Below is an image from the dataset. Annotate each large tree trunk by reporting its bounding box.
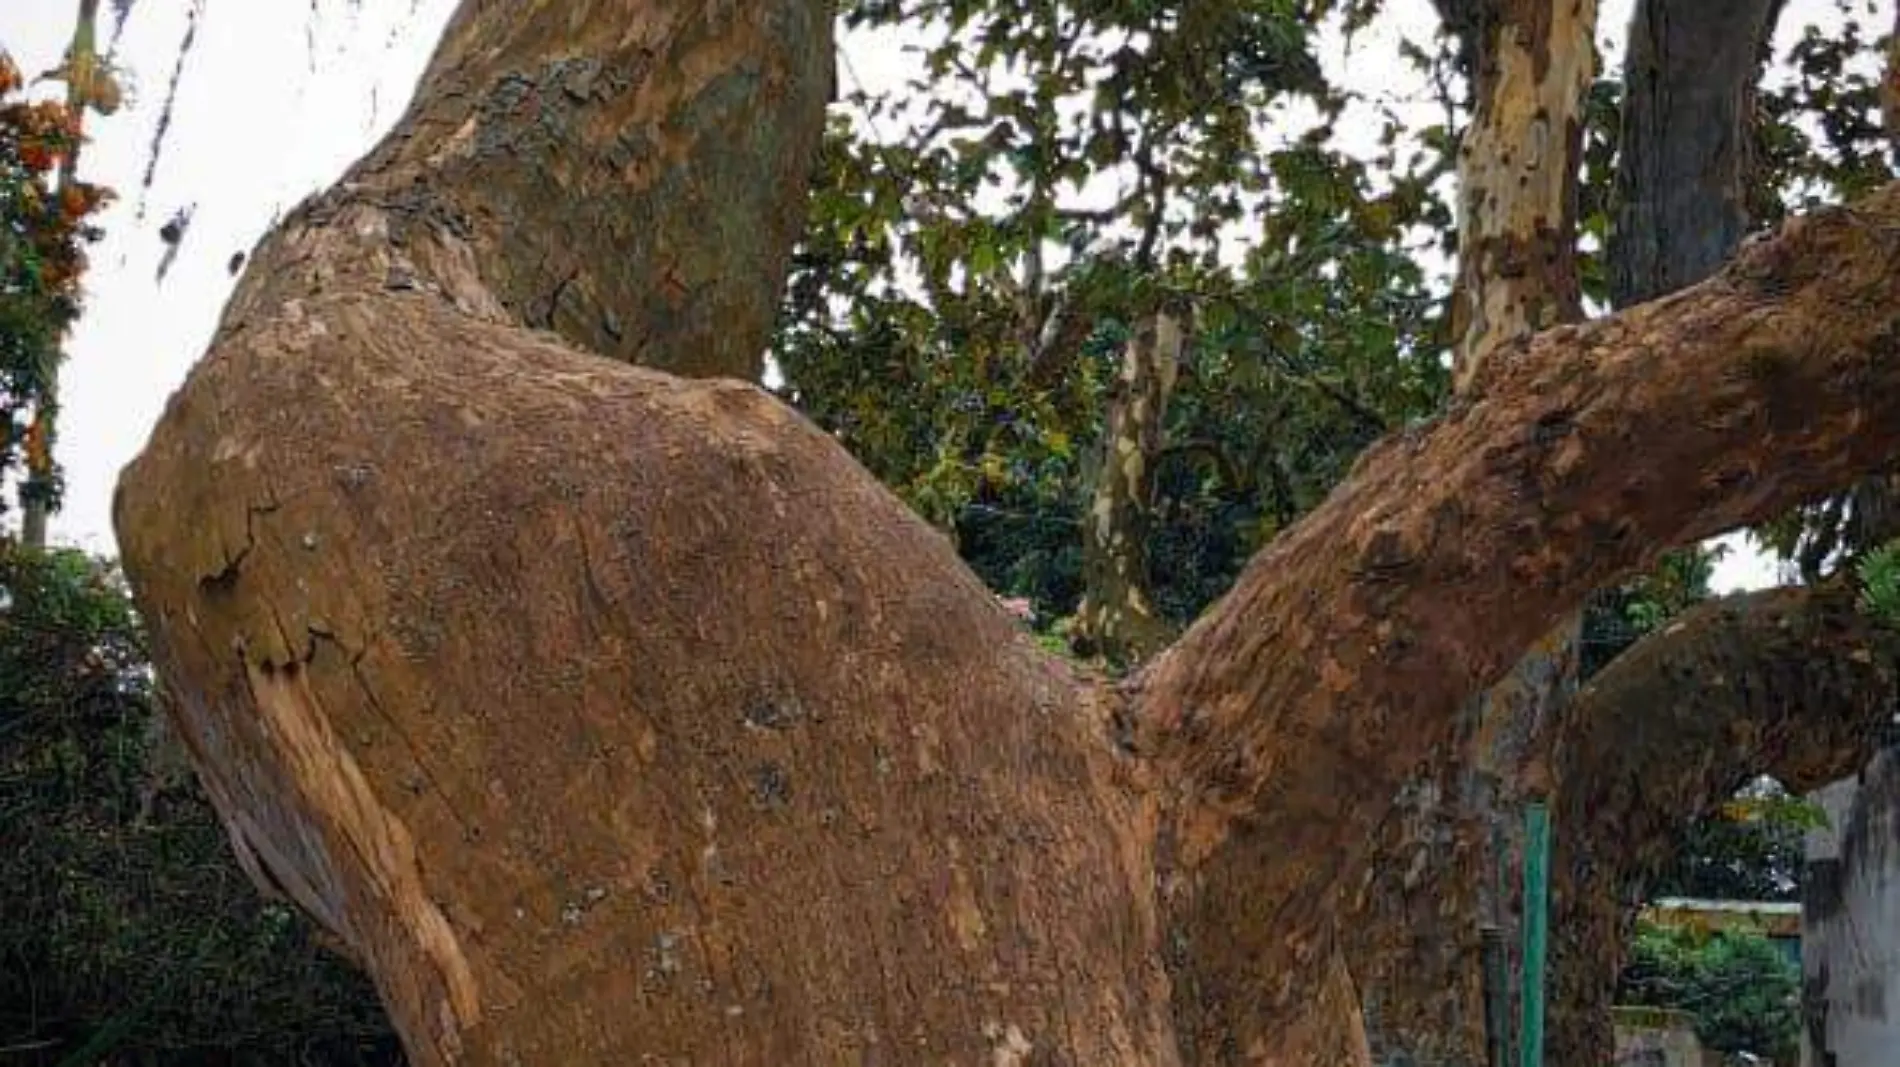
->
[1354,2,1595,1062]
[113,2,1900,1063]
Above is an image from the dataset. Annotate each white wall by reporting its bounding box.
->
[1803,755,1900,1067]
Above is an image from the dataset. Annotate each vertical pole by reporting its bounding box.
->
[1480,923,1510,1067]
[1519,801,1551,1067]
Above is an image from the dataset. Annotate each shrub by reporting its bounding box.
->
[1617,920,1800,1064]
[1,543,401,1065]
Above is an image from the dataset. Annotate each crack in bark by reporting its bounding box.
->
[198,497,281,593]
[535,266,581,333]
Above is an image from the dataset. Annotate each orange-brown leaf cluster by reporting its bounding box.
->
[2,42,114,503]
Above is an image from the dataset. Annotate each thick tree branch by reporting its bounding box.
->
[1548,582,1900,1064]
[1132,184,1900,1049]
[1559,584,1900,865]
[224,1,834,382]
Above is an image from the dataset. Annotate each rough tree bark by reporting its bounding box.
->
[1544,2,1789,1061]
[1354,3,1795,1062]
[1354,2,1594,1062]
[1074,310,1185,664]
[113,2,1900,1064]
[1548,583,1900,1066]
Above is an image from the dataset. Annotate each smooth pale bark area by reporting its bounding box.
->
[1353,2,1593,1061]
[1547,584,1900,1065]
[1445,0,1595,392]
[114,0,1900,1061]
[1074,311,1184,664]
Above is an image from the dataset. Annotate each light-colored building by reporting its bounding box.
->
[1642,897,1802,966]
[1802,758,1900,1067]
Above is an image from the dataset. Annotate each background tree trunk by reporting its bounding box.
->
[1074,310,1185,664]
[19,0,104,547]
[111,1,1900,1062]
[1608,0,1782,308]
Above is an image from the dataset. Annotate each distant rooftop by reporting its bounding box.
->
[1649,898,1800,916]
[1641,897,1800,939]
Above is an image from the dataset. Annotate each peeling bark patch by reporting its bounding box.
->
[946,837,990,952]
[984,1021,1033,1065]
[242,661,482,1040]
[1449,0,1596,388]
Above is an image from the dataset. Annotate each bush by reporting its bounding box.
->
[1617,920,1800,1064]
[0,543,401,1065]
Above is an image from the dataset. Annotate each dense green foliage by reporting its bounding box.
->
[1650,784,1825,904]
[1860,538,1900,626]
[0,545,399,1065]
[775,2,1451,636]
[776,0,1899,641]
[1618,922,1802,1062]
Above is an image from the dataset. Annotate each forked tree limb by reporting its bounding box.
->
[1131,187,1900,1053]
[112,0,1900,1058]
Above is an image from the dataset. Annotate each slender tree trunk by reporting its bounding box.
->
[1445,0,1594,394]
[111,2,1900,1063]
[1074,310,1184,664]
[20,0,104,548]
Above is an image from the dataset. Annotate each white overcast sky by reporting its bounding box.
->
[1,0,1872,590]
